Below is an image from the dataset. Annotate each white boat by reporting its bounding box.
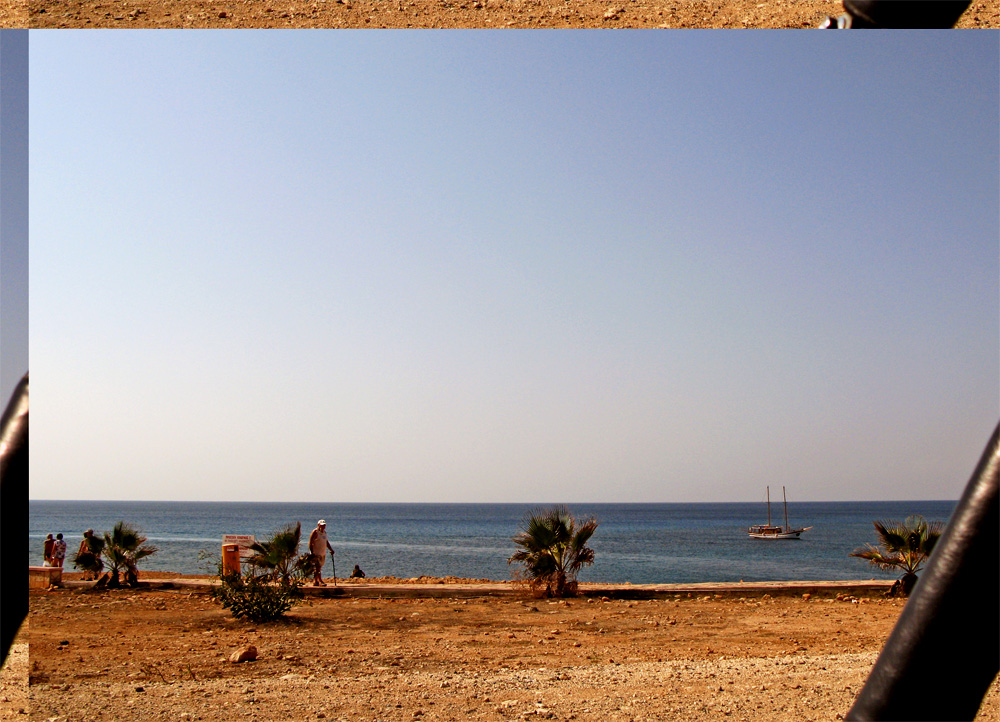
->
[748,486,811,539]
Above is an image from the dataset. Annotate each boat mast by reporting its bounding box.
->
[766,486,772,527]
[783,486,789,530]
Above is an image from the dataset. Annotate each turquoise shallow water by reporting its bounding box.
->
[29,499,956,584]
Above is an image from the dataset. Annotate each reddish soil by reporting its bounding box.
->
[15,574,1000,721]
[9,0,999,28]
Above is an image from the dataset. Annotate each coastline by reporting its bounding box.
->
[30,498,957,584]
[55,571,897,599]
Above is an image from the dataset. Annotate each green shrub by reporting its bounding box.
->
[212,567,302,623]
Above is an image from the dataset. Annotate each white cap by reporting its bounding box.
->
[318,520,326,526]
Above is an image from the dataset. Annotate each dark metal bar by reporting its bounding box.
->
[842,0,971,27]
[846,422,999,721]
[0,373,29,665]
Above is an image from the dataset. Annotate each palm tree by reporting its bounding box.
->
[850,515,944,596]
[102,521,158,588]
[72,530,106,580]
[508,506,598,598]
[247,522,308,585]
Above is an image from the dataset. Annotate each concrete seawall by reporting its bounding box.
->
[52,577,894,599]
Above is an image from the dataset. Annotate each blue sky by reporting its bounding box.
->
[28,31,998,503]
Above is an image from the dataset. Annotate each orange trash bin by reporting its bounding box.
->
[222,544,241,575]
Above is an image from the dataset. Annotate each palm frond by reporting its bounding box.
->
[100,521,157,583]
[132,545,158,562]
[849,544,904,572]
[851,515,945,584]
[570,518,598,550]
[246,523,303,582]
[872,519,911,552]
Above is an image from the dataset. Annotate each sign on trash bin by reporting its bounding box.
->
[222,535,257,559]
[221,535,257,575]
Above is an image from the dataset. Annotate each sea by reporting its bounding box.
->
[29,500,957,585]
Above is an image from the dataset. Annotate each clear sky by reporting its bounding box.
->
[28,31,998,504]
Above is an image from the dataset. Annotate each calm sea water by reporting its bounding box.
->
[29,500,957,584]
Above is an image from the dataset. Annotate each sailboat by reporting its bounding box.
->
[748,486,811,539]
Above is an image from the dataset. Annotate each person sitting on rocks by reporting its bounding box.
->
[350,564,366,579]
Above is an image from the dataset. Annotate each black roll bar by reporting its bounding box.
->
[846,422,999,720]
[822,0,971,27]
[0,373,29,666]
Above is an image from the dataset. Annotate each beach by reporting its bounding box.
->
[15,573,1000,721]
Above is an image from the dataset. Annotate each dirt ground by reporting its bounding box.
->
[8,0,999,28]
[16,574,1000,722]
[0,635,27,721]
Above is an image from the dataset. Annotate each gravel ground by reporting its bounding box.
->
[24,581,1000,721]
[12,0,1000,28]
[0,637,28,720]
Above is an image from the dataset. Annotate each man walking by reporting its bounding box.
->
[308,520,335,586]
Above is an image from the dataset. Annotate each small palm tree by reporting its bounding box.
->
[850,515,944,596]
[247,522,309,585]
[102,521,158,588]
[72,531,106,580]
[508,506,598,598]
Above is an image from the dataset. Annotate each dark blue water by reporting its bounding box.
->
[29,500,957,584]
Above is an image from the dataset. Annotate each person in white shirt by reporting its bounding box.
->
[308,520,335,586]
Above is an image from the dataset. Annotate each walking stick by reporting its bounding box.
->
[331,550,336,587]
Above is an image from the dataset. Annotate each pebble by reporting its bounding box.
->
[229,645,257,663]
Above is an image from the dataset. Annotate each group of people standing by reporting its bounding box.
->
[42,529,104,579]
[41,533,66,567]
[43,522,360,584]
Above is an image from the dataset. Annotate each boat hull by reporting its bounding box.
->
[748,525,812,539]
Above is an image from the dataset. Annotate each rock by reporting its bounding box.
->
[229,645,257,663]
